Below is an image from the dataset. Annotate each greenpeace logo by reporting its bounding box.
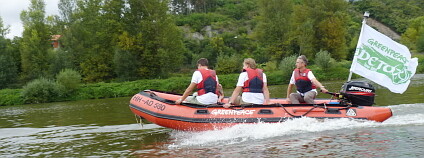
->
[348,86,372,93]
[211,109,255,115]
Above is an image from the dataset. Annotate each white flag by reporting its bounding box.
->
[350,22,418,94]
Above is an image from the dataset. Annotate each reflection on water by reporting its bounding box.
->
[0,124,169,157]
[0,75,423,157]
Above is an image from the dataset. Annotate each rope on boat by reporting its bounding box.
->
[134,115,144,128]
[276,103,317,118]
[276,102,354,119]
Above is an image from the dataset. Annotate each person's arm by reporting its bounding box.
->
[311,78,328,93]
[287,71,295,102]
[223,86,243,108]
[307,71,328,93]
[263,83,270,105]
[287,84,294,98]
[175,82,197,104]
[223,72,245,108]
[217,84,224,102]
[229,86,243,103]
[286,84,293,103]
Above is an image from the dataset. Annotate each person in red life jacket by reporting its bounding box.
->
[175,58,223,105]
[286,55,328,104]
[224,58,270,108]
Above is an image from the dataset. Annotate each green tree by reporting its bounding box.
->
[317,15,348,59]
[279,55,297,81]
[57,0,184,81]
[191,0,223,13]
[295,19,315,58]
[215,53,242,74]
[417,33,424,53]
[79,0,124,82]
[0,18,19,89]
[114,31,142,81]
[57,0,124,82]
[315,50,335,70]
[401,16,424,53]
[353,0,424,33]
[170,0,222,14]
[170,0,192,15]
[292,0,349,60]
[215,0,257,20]
[0,17,9,37]
[254,0,293,61]
[20,0,52,81]
[56,68,81,93]
[128,0,185,78]
[0,51,18,89]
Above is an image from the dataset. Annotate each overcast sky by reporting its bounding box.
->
[0,0,60,39]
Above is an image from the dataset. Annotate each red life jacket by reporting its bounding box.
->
[197,69,218,96]
[242,68,264,93]
[294,68,316,93]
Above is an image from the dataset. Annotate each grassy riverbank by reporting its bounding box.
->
[0,65,354,106]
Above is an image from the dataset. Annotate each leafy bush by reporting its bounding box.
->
[279,55,297,80]
[414,53,424,73]
[56,69,82,94]
[417,34,424,53]
[0,89,24,106]
[1,64,354,106]
[175,13,229,32]
[266,71,285,85]
[337,60,352,69]
[217,73,239,89]
[261,60,278,72]
[315,50,334,70]
[21,78,64,104]
[215,54,243,74]
[309,65,350,81]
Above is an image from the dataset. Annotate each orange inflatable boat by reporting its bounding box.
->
[129,82,392,131]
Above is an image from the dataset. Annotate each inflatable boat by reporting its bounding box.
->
[129,81,392,131]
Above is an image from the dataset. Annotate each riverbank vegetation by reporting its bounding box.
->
[0,0,423,105]
[0,52,355,106]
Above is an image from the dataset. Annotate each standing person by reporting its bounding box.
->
[224,58,270,108]
[175,58,223,105]
[286,55,328,104]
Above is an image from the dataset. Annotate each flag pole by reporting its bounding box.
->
[348,11,370,81]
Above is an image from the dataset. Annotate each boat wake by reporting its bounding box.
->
[168,103,424,148]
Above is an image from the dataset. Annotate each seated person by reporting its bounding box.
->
[224,58,270,108]
[175,58,222,105]
[286,55,328,104]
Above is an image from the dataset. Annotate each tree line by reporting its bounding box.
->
[0,0,423,90]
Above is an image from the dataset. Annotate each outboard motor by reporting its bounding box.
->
[340,81,375,106]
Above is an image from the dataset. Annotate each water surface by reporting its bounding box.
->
[1,75,423,157]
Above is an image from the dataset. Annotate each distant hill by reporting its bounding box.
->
[366,18,400,40]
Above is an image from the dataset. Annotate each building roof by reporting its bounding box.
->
[51,35,61,41]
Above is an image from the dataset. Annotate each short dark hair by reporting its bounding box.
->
[197,58,209,66]
[298,55,308,65]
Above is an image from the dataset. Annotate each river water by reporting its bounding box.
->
[1,75,423,157]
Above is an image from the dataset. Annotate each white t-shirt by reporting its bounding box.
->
[289,70,317,94]
[236,71,267,104]
[191,70,219,104]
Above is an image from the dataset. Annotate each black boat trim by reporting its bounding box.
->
[137,90,354,108]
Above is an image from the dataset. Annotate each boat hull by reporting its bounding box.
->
[129,90,392,131]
